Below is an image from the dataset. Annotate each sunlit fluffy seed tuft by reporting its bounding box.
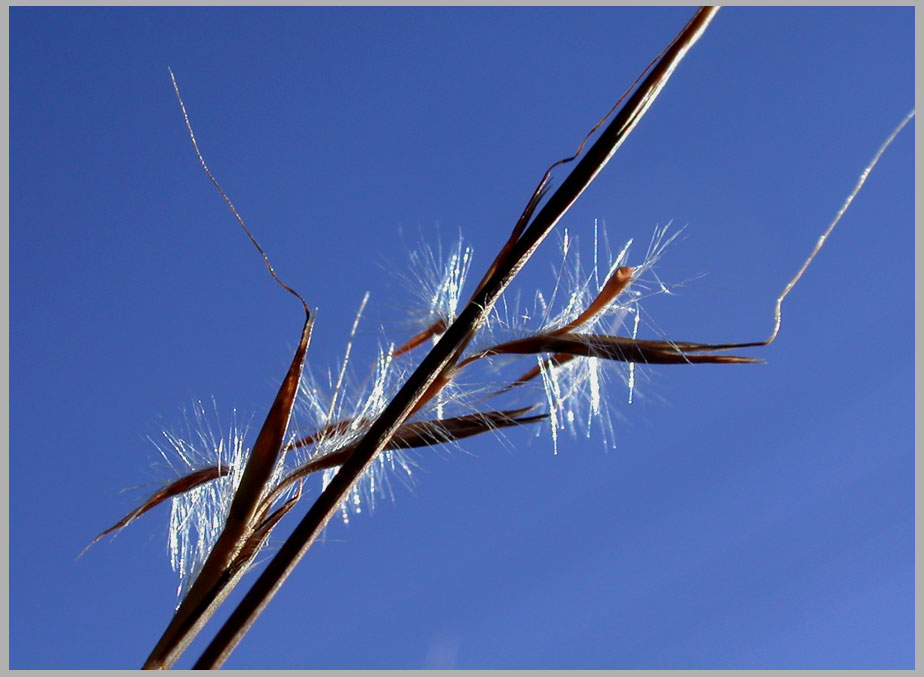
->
[291,336,419,524]
[395,232,474,340]
[470,221,683,452]
[151,400,252,601]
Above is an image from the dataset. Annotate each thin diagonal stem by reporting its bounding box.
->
[193,6,719,668]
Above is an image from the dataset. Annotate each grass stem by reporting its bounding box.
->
[191,6,720,668]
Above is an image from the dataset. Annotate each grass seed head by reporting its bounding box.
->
[149,401,254,601]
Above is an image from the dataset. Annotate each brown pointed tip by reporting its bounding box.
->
[394,319,447,357]
[551,265,635,337]
[81,465,229,557]
[476,333,763,366]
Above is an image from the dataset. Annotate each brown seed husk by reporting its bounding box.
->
[483,333,762,365]
[87,465,230,551]
[261,407,547,509]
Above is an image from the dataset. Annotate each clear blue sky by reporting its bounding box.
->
[11,7,913,670]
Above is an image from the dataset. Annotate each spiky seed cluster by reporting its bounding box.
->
[291,343,417,525]
[444,221,684,452]
[533,222,683,449]
[92,221,718,595]
[133,26,909,666]
[150,402,252,600]
[409,234,474,334]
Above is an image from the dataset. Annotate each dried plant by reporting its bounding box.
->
[86,6,912,669]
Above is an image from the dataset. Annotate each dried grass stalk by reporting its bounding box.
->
[191,6,721,669]
[93,5,911,669]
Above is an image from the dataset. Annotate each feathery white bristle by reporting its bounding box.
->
[151,401,253,601]
[397,232,474,334]
[478,222,680,450]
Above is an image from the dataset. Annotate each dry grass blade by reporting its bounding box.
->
[143,316,313,669]
[224,317,313,529]
[284,403,541,457]
[480,333,761,365]
[458,265,635,374]
[283,418,359,452]
[140,69,318,670]
[82,465,230,557]
[192,7,720,669]
[392,407,547,446]
[263,408,547,510]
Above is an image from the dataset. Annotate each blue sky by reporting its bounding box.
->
[11,6,913,670]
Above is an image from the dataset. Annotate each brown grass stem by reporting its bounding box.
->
[191,6,720,668]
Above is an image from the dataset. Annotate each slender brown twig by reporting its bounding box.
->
[191,6,721,668]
